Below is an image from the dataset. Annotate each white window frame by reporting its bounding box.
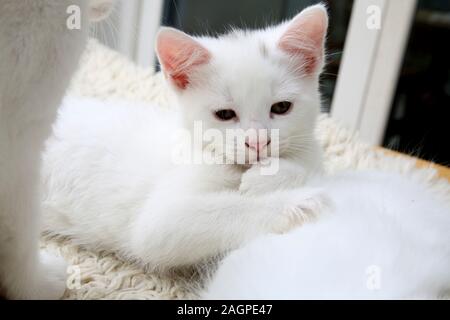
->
[97,0,164,68]
[135,0,165,67]
[331,0,417,145]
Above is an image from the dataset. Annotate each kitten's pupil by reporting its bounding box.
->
[271,101,292,115]
[215,109,237,121]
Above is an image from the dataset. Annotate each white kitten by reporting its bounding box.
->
[203,171,450,299]
[0,0,113,299]
[42,5,329,271]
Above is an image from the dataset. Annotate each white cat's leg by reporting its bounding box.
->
[238,133,324,196]
[0,165,68,299]
[0,0,89,299]
[129,188,329,269]
[1,0,114,299]
[0,247,67,300]
[240,155,323,196]
[239,158,306,195]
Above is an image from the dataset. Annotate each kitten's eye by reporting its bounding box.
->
[271,101,292,115]
[215,109,237,121]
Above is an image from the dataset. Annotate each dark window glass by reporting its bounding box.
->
[383,0,450,165]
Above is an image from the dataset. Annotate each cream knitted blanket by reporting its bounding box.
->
[42,39,449,300]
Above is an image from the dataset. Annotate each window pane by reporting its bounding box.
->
[383,0,450,165]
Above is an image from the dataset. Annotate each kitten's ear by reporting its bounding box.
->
[278,4,328,75]
[156,27,211,90]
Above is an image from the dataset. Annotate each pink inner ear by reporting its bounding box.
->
[278,6,328,74]
[157,29,211,90]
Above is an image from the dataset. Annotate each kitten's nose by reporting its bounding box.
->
[245,137,271,152]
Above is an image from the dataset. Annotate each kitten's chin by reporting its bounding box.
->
[231,156,271,167]
[222,152,271,166]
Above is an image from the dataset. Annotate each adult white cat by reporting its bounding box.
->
[203,171,450,299]
[42,5,329,270]
[0,0,113,299]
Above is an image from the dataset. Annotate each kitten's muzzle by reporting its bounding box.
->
[245,138,271,161]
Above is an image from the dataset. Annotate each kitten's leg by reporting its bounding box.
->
[240,156,323,196]
[129,188,328,270]
[239,136,324,196]
[0,140,70,299]
[0,0,89,299]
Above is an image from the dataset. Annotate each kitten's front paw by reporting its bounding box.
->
[239,164,274,196]
[240,159,306,196]
[270,189,331,234]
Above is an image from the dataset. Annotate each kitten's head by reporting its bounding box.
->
[156,4,328,165]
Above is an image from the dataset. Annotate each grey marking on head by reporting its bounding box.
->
[259,41,268,58]
[225,28,241,39]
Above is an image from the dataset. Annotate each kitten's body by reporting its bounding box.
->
[0,0,112,299]
[42,95,324,269]
[204,171,450,299]
[42,6,329,270]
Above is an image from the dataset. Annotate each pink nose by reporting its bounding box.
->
[245,138,271,151]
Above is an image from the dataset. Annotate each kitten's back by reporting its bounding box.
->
[204,171,450,299]
[42,96,179,248]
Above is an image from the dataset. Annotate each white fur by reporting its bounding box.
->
[204,171,450,299]
[42,96,325,270]
[0,0,113,299]
[42,6,328,271]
